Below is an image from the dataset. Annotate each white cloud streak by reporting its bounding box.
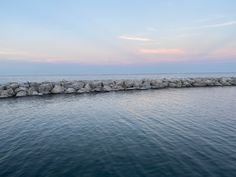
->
[119,35,153,42]
[183,20,236,31]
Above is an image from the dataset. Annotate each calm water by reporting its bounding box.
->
[1,72,236,84]
[0,87,236,177]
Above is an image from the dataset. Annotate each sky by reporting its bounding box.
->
[0,0,236,75]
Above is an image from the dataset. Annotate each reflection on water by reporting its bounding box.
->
[0,87,236,177]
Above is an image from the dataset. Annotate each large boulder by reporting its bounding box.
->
[192,79,207,87]
[123,80,135,90]
[90,81,103,91]
[70,81,85,90]
[65,88,76,94]
[0,88,15,98]
[38,83,53,94]
[103,85,112,92]
[27,87,39,96]
[15,87,28,93]
[140,79,151,89]
[16,90,27,97]
[78,84,91,93]
[51,85,65,94]
[6,83,19,90]
[112,80,125,90]
[219,77,232,86]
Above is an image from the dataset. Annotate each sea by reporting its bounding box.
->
[0,73,236,177]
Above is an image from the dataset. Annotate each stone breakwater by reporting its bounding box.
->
[0,77,236,98]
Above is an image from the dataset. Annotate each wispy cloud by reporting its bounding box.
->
[203,21,236,28]
[139,48,185,55]
[119,35,153,42]
[182,20,236,30]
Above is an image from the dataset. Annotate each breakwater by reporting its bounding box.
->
[0,77,236,98]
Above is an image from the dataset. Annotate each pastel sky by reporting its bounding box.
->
[0,0,236,75]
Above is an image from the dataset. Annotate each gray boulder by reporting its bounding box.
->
[15,87,28,93]
[38,83,53,94]
[103,85,112,92]
[65,88,76,94]
[16,90,27,97]
[51,85,65,94]
[6,83,19,90]
[0,88,15,98]
[141,80,151,89]
[70,81,85,90]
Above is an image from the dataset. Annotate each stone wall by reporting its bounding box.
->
[0,77,236,98]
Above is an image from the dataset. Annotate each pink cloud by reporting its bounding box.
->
[139,48,185,55]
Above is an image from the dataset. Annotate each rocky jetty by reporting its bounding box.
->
[0,77,236,98]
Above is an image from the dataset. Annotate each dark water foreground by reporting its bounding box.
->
[0,87,236,177]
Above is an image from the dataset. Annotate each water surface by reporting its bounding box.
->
[0,87,236,177]
[1,72,236,84]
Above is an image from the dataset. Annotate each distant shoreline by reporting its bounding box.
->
[1,77,236,99]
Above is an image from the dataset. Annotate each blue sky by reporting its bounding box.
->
[0,0,236,75]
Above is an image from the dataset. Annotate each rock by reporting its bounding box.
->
[51,85,65,94]
[6,83,19,90]
[19,82,30,88]
[70,81,85,90]
[169,82,177,88]
[15,87,28,93]
[84,84,92,91]
[0,88,15,98]
[16,90,27,97]
[0,77,236,98]
[90,81,103,91]
[78,84,91,93]
[112,81,125,90]
[38,83,53,94]
[29,82,40,91]
[231,77,236,86]
[65,88,76,94]
[219,78,232,86]
[192,79,207,87]
[103,85,112,92]
[182,80,192,87]
[27,87,39,96]
[141,80,151,89]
